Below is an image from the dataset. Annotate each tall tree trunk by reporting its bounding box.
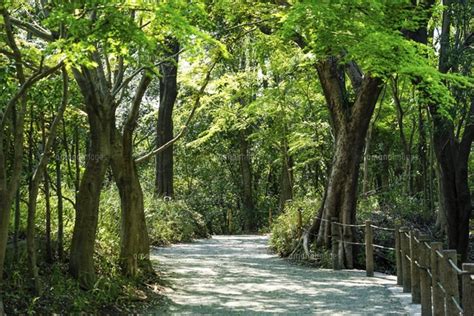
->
[44,174,52,262]
[55,145,64,259]
[239,130,256,232]
[13,189,20,260]
[430,101,473,261]
[111,74,152,276]
[73,125,81,202]
[303,57,383,268]
[69,65,113,288]
[362,94,383,194]
[40,117,53,263]
[426,0,473,261]
[434,162,447,234]
[0,8,62,283]
[362,122,373,194]
[278,141,293,211]
[0,9,27,285]
[69,109,110,288]
[417,103,429,212]
[155,40,179,198]
[392,79,414,195]
[26,69,68,293]
[111,127,151,276]
[70,49,157,284]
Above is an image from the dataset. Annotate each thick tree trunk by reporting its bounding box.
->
[239,130,256,232]
[111,127,151,276]
[111,74,152,276]
[316,127,368,267]
[427,0,472,261]
[155,40,179,197]
[303,58,383,268]
[70,53,155,284]
[69,109,110,289]
[430,103,473,261]
[69,63,115,288]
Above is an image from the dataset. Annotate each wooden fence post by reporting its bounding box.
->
[400,227,411,292]
[431,242,444,316]
[410,230,421,303]
[418,235,431,316]
[365,220,374,277]
[395,225,402,285]
[331,217,341,270]
[442,250,459,316]
[462,263,474,316]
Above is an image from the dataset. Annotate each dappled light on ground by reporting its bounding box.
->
[150,235,413,315]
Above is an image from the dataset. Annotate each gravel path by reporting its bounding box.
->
[149,235,418,315]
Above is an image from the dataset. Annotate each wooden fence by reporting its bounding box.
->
[325,219,474,316]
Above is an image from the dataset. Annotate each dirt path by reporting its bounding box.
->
[149,235,419,315]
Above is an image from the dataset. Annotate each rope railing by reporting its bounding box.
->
[394,229,473,315]
[448,258,464,275]
[372,244,395,251]
[333,222,366,228]
[437,282,447,294]
[370,224,395,232]
[332,239,366,246]
[452,296,464,314]
[422,241,431,251]
[295,216,474,315]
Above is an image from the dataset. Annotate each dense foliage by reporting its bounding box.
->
[0,0,472,313]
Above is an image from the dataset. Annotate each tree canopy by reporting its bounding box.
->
[0,0,472,313]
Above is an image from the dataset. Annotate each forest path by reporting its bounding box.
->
[149,235,419,315]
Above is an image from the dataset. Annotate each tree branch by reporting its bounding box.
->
[0,61,64,130]
[124,72,152,136]
[316,57,349,136]
[0,48,15,59]
[345,60,363,93]
[112,48,185,96]
[9,16,55,42]
[135,58,218,164]
[458,96,474,163]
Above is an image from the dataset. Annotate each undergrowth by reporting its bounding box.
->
[3,182,207,314]
[269,190,437,273]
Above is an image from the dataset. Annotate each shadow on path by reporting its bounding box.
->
[149,235,410,315]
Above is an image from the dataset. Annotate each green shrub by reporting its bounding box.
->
[356,190,429,273]
[145,198,209,245]
[269,199,320,256]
